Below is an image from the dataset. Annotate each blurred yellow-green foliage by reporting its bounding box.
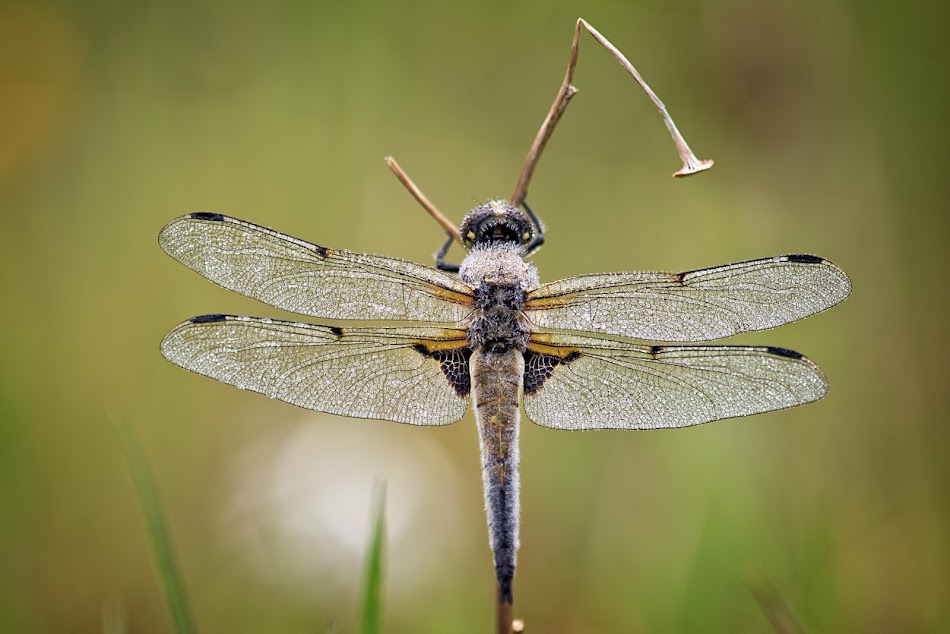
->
[1,0,947,631]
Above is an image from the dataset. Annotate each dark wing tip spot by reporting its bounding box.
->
[329,326,344,337]
[190,313,229,323]
[190,212,225,221]
[785,254,824,264]
[766,346,803,359]
[313,244,328,258]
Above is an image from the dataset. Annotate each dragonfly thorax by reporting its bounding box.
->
[460,243,537,353]
[459,242,539,291]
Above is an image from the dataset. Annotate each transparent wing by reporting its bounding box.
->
[522,332,829,430]
[159,213,474,322]
[161,314,471,425]
[525,255,851,342]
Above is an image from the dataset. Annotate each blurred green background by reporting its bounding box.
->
[1,0,946,631]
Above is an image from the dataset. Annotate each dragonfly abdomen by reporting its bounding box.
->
[470,347,524,605]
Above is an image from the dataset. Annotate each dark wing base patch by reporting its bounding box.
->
[523,348,581,395]
[413,344,473,397]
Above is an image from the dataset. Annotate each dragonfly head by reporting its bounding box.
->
[460,200,533,250]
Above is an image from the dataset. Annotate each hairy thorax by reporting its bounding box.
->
[460,244,539,352]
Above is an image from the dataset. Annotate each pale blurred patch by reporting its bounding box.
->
[216,413,466,598]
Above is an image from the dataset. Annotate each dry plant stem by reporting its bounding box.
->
[510,18,713,205]
[497,600,513,634]
[509,82,578,207]
[385,156,462,245]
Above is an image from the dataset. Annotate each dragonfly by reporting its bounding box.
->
[159,201,851,608]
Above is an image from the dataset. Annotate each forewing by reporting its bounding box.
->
[523,332,829,430]
[159,213,474,322]
[161,315,471,425]
[526,255,850,341]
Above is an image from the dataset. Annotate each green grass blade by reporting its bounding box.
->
[116,418,196,634]
[360,483,387,634]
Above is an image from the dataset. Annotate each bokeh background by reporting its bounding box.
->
[1,0,946,631]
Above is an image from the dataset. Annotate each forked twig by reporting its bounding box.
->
[389,19,711,244]
[510,18,713,206]
[385,156,463,245]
